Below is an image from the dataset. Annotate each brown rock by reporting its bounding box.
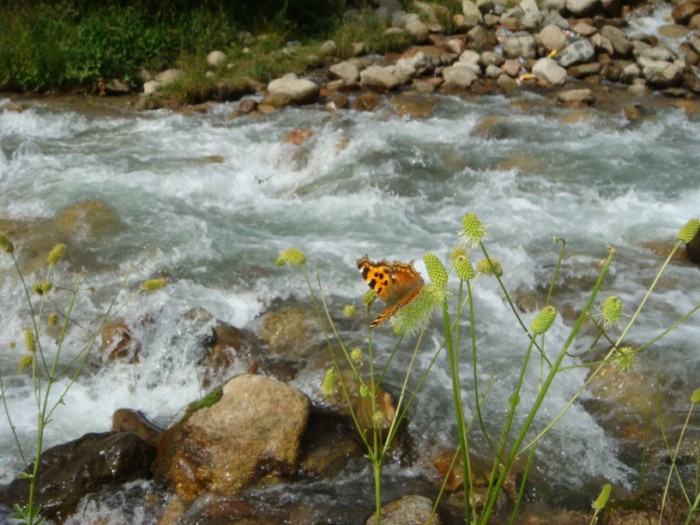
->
[671,1,700,24]
[365,495,440,525]
[284,128,316,145]
[101,320,141,363]
[112,408,163,446]
[55,200,120,240]
[0,432,155,522]
[154,374,310,503]
[258,307,318,357]
[352,91,382,112]
[389,94,435,118]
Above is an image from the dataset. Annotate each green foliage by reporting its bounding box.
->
[330,11,412,58]
[0,0,343,91]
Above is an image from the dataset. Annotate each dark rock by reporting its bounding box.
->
[0,432,155,522]
[112,408,163,447]
[687,228,700,264]
[672,1,700,25]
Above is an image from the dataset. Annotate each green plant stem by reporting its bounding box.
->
[507,442,537,525]
[374,459,383,525]
[442,299,471,521]
[480,248,615,524]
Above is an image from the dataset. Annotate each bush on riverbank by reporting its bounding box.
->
[0,0,351,92]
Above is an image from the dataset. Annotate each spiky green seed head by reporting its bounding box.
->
[592,483,612,511]
[321,367,338,399]
[451,247,467,260]
[350,347,363,365]
[143,278,167,291]
[391,283,445,336]
[690,388,700,405]
[601,296,623,329]
[33,281,53,296]
[344,304,356,318]
[462,212,485,248]
[48,312,59,328]
[372,411,386,428]
[455,254,475,281]
[47,243,66,264]
[359,383,370,398]
[613,347,635,373]
[0,233,14,254]
[363,290,377,307]
[18,354,33,372]
[678,218,700,243]
[275,248,305,266]
[24,331,36,353]
[477,258,503,277]
[531,305,557,335]
[424,253,448,288]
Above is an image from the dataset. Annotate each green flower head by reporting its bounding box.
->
[678,218,699,243]
[461,212,486,248]
[423,253,448,288]
[477,258,503,277]
[530,305,557,335]
[350,347,363,365]
[613,346,635,373]
[47,243,66,265]
[275,248,306,266]
[0,233,14,254]
[592,483,612,511]
[142,278,167,291]
[33,281,53,296]
[391,283,445,336]
[321,367,338,399]
[24,331,36,353]
[343,304,357,317]
[600,296,623,329]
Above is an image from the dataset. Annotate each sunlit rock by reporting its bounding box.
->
[206,50,226,68]
[267,73,320,104]
[360,64,400,91]
[154,374,310,504]
[365,495,440,525]
[112,408,162,447]
[672,1,700,24]
[101,320,142,364]
[533,57,568,85]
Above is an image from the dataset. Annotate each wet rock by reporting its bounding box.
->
[659,24,691,39]
[267,74,320,104]
[330,60,360,83]
[672,1,700,25]
[56,200,121,240]
[365,495,440,525]
[360,65,400,91]
[538,24,568,52]
[352,91,382,111]
[392,51,429,83]
[591,33,614,55]
[533,57,568,85]
[112,408,163,447]
[556,87,596,104]
[566,0,599,16]
[206,50,226,67]
[101,320,141,364]
[638,57,684,87]
[466,25,494,52]
[556,38,595,67]
[389,94,435,118]
[0,432,155,522]
[154,374,310,504]
[568,62,601,78]
[461,0,484,29]
[442,65,479,89]
[686,228,700,265]
[498,31,537,58]
[600,25,632,56]
[258,307,319,358]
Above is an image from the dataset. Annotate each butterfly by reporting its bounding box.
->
[356,255,424,328]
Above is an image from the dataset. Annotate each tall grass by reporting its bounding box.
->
[278,215,700,524]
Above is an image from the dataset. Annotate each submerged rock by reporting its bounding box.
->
[366,495,440,525]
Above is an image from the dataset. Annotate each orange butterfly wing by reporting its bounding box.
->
[356,255,424,328]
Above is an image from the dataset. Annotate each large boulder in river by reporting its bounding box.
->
[0,432,155,522]
[360,65,401,91]
[154,374,310,504]
[267,73,320,104]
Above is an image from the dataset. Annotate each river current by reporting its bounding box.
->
[1,91,699,520]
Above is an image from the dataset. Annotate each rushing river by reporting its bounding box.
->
[1,91,699,521]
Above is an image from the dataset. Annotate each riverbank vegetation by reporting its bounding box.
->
[0,0,416,93]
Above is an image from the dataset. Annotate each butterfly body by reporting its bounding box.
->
[356,255,424,328]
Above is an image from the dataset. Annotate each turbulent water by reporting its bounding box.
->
[1,90,699,520]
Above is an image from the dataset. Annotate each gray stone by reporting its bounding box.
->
[566,0,599,16]
[458,50,482,74]
[330,61,360,83]
[481,50,505,67]
[365,495,440,525]
[638,46,676,62]
[621,63,641,83]
[462,0,484,28]
[600,25,632,56]
[590,33,614,55]
[498,31,537,58]
[485,64,503,78]
[497,73,519,90]
[268,73,320,103]
[557,39,595,67]
[442,65,479,88]
[320,40,337,56]
[519,0,544,30]
[207,50,226,68]
[533,57,568,84]
[538,24,568,52]
[556,88,596,103]
[360,65,400,91]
